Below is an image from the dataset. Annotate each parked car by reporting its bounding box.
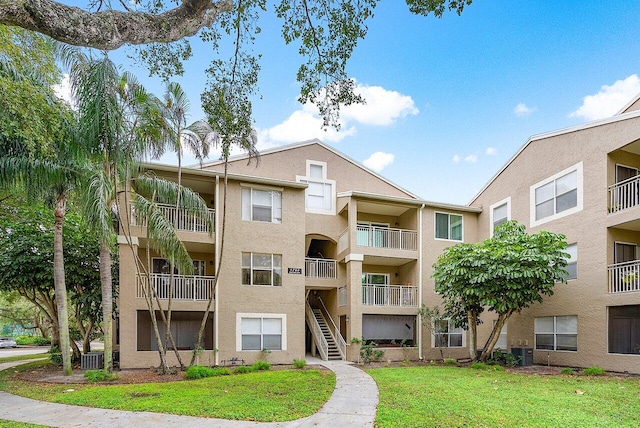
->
[0,337,17,348]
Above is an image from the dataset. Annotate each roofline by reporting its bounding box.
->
[140,162,308,189]
[339,190,482,213]
[200,139,420,200]
[616,91,640,115]
[468,108,640,205]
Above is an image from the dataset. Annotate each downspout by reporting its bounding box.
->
[214,175,220,366]
[418,203,425,360]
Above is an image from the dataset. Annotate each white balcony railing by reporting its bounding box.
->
[305,258,337,279]
[608,176,640,213]
[356,225,418,251]
[608,260,640,293]
[137,274,215,300]
[132,203,215,233]
[362,284,418,307]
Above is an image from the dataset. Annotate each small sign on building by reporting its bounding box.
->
[288,267,302,275]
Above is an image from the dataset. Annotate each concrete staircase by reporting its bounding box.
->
[312,308,343,360]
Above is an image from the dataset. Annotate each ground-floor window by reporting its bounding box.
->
[534,315,577,351]
[237,313,287,351]
[136,311,214,351]
[609,305,640,354]
[433,319,464,348]
[362,314,415,346]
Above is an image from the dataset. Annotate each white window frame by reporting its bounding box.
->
[431,319,466,348]
[489,197,511,236]
[241,185,282,223]
[530,162,583,227]
[563,243,577,281]
[434,212,464,242]
[296,160,336,215]
[534,315,577,352]
[241,253,282,287]
[236,313,287,351]
[152,258,205,275]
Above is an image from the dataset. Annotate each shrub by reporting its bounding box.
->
[293,359,307,369]
[185,365,216,379]
[84,370,118,383]
[359,339,384,364]
[234,365,254,374]
[583,366,606,376]
[34,336,51,346]
[444,358,460,366]
[252,360,271,371]
[49,352,63,366]
[471,362,489,370]
[15,335,51,346]
[490,365,505,371]
[561,368,575,375]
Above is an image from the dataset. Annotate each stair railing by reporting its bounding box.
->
[318,297,346,360]
[305,301,329,360]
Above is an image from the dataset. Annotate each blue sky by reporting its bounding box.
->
[61,1,640,205]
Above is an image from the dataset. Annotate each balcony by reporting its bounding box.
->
[305,258,337,279]
[355,225,418,251]
[137,274,215,300]
[131,203,215,233]
[362,284,418,307]
[608,260,640,293]
[608,176,640,213]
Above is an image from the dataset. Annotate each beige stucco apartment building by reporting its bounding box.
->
[117,95,640,374]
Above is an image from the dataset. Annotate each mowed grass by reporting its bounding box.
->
[0,354,48,364]
[0,362,335,422]
[368,365,640,427]
[0,420,47,428]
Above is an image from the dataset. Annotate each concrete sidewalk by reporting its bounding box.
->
[0,357,378,427]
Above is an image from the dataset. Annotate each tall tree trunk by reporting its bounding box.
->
[479,311,513,362]
[99,242,113,372]
[190,163,228,366]
[53,192,72,375]
[467,310,478,361]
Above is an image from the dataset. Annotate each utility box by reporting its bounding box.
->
[510,347,533,366]
[81,352,104,370]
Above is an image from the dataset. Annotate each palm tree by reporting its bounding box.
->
[0,60,80,375]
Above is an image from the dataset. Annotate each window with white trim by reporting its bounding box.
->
[241,187,282,223]
[297,160,336,215]
[242,253,282,286]
[561,243,577,281]
[237,314,286,351]
[435,212,463,241]
[535,315,577,351]
[530,163,583,226]
[490,197,510,235]
[433,319,464,347]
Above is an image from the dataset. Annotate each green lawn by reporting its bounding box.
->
[0,361,335,422]
[368,365,640,427]
[0,354,48,364]
[0,420,48,428]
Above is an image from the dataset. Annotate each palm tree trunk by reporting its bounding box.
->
[99,242,113,372]
[53,192,72,375]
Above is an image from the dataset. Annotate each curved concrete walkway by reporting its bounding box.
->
[0,357,378,427]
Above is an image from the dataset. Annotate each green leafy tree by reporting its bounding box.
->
[1,1,472,128]
[433,221,569,362]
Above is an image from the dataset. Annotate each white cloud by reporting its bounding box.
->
[52,73,73,106]
[464,154,478,163]
[363,151,395,172]
[570,74,640,121]
[257,81,418,147]
[452,154,461,163]
[514,103,536,117]
[486,147,497,155]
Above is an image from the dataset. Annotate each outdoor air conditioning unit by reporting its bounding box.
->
[510,347,533,366]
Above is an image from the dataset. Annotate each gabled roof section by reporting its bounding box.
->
[616,92,640,115]
[199,138,419,199]
[469,108,640,205]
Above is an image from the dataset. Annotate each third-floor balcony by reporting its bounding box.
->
[137,274,215,301]
[131,203,215,234]
[305,258,337,279]
[608,175,640,213]
[338,224,418,253]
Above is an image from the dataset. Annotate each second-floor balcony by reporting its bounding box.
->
[305,258,337,279]
[131,203,215,233]
[362,284,418,307]
[355,225,418,251]
[137,274,215,301]
[608,260,640,293]
[608,176,640,213]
